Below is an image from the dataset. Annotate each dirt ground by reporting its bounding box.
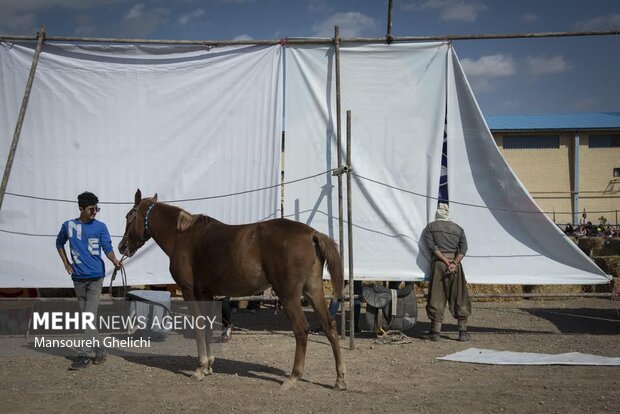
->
[2,297,619,413]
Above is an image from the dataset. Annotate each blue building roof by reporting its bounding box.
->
[485,112,620,131]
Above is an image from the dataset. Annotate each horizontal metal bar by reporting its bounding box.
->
[366,29,620,42]
[0,34,36,41]
[543,210,618,215]
[534,196,620,200]
[1,291,614,302]
[466,292,614,298]
[0,35,280,46]
[1,30,618,46]
[0,295,279,302]
[530,191,616,195]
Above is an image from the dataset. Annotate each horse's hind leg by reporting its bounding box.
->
[303,277,347,390]
[279,295,310,392]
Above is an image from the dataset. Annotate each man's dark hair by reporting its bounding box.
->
[77,192,99,208]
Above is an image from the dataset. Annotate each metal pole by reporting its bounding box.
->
[337,30,620,43]
[386,0,394,43]
[0,27,46,212]
[334,26,346,340]
[414,292,614,299]
[467,292,614,299]
[346,110,355,350]
[280,131,285,218]
[572,131,580,225]
[2,29,618,46]
[4,291,613,302]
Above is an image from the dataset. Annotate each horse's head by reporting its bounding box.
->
[119,189,158,257]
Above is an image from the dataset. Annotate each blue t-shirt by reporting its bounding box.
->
[56,218,113,280]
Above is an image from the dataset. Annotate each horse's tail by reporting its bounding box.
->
[313,232,344,300]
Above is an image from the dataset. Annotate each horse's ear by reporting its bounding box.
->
[153,193,158,202]
[134,189,142,206]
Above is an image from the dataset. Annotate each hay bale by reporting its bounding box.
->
[577,237,605,256]
[600,238,620,256]
[593,256,620,277]
[468,284,523,302]
[591,256,620,293]
[521,284,584,300]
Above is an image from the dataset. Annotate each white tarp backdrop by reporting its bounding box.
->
[0,42,283,287]
[284,42,609,284]
[0,40,609,287]
[284,43,448,281]
[445,49,608,284]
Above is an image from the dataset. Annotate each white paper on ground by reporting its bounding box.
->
[438,348,620,366]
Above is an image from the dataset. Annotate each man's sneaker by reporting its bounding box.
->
[427,331,440,342]
[69,355,91,370]
[221,326,232,342]
[458,331,471,342]
[92,352,107,365]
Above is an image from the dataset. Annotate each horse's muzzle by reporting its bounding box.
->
[122,248,136,258]
[118,240,133,257]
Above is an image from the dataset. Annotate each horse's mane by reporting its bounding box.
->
[176,209,207,232]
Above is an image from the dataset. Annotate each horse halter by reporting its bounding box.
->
[143,202,156,238]
[125,202,156,243]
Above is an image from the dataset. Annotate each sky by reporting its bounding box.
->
[0,0,619,116]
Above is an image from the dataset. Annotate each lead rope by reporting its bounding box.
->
[373,330,414,345]
[109,256,127,301]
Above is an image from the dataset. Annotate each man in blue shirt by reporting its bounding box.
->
[56,191,122,369]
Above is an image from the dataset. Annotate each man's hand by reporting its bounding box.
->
[106,251,124,270]
[57,248,73,276]
[448,261,458,274]
[112,258,123,270]
[435,251,452,268]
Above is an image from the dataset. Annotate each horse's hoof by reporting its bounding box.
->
[192,371,205,381]
[280,378,297,392]
[334,379,348,390]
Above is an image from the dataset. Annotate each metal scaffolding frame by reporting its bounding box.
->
[1,16,618,348]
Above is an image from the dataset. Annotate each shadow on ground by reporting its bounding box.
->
[522,307,620,335]
[227,307,553,338]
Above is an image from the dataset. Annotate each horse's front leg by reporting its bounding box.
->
[182,289,214,380]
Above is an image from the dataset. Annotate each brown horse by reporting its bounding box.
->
[118,189,347,391]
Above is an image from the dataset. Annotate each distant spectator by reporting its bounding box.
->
[564,223,575,236]
[575,225,587,237]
